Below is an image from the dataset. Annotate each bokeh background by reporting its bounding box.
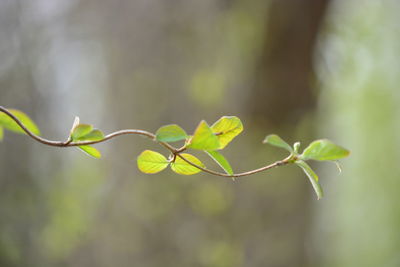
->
[1,0,400,266]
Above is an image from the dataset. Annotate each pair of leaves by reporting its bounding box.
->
[188,116,243,150]
[153,117,242,175]
[137,150,204,175]
[69,117,104,158]
[137,149,234,176]
[0,109,41,141]
[264,135,350,162]
[155,116,243,150]
[264,134,350,199]
[189,117,241,175]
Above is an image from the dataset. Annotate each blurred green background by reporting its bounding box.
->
[0,0,399,266]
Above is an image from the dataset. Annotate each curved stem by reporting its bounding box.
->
[176,153,290,178]
[0,106,176,152]
[0,106,67,146]
[0,106,291,178]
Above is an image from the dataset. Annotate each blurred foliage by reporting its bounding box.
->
[2,0,394,266]
[40,166,104,260]
[314,0,400,266]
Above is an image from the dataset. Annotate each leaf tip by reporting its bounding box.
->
[78,145,101,159]
[263,134,293,153]
[293,142,301,154]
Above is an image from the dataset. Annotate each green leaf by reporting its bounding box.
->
[76,129,104,141]
[187,120,220,150]
[69,117,104,142]
[295,160,323,200]
[300,139,350,161]
[155,124,188,143]
[0,109,41,136]
[211,116,243,149]
[0,127,3,141]
[78,145,101,159]
[206,150,233,175]
[263,134,293,153]
[171,153,204,175]
[137,150,169,174]
[71,124,93,140]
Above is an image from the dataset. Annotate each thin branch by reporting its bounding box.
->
[176,153,290,178]
[0,106,292,178]
[0,106,176,152]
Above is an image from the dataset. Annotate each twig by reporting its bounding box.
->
[0,106,291,178]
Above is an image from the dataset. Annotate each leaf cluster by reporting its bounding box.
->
[139,116,242,175]
[263,135,350,199]
[69,117,104,158]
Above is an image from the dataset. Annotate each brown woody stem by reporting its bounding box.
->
[0,106,291,178]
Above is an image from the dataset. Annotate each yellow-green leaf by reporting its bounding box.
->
[187,120,220,150]
[206,150,233,175]
[156,124,188,142]
[137,150,169,174]
[295,160,323,200]
[78,145,101,158]
[0,127,3,141]
[171,153,204,175]
[263,134,293,153]
[76,129,104,141]
[0,109,40,135]
[71,124,93,140]
[211,116,243,149]
[300,139,350,161]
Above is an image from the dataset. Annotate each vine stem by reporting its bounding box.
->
[0,106,290,178]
